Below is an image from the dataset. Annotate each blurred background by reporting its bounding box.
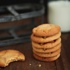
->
[0,0,69,46]
[0,0,47,46]
[0,0,47,6]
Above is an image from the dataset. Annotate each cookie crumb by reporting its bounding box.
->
[38,64,41,67]
[29,64,31,66]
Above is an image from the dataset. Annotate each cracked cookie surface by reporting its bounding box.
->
[33,24,60,37]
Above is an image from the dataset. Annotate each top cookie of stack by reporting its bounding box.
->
[32,24,60,37]
[31,24,61,43]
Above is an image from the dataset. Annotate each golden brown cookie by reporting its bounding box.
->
[33,53,60,61]
[32,38,61,49]
[33,49,61,57]
[32,24,60,37]
[31,32,61,43]
[32,43,61,53]
[0,49,25,67]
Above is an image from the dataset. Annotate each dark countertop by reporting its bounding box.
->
[0,32,70,70]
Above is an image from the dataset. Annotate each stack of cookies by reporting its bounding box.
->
[31,24,61,61]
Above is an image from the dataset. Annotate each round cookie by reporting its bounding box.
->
[33,53,60,61]
[31,32,61,43]
[33,49,61,57]
[32,38,61,49]
[32,43,61,53]
[32,24,60,37]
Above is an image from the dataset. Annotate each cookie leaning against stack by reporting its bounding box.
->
[31,24,61,61]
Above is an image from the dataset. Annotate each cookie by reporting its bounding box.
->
[32,43,61,53]
[33,53,60,61]
[0,49,25,67]
[32,38,61,49]
[31,32,61,43]
[32,24,60,37]
[33,49,61,57]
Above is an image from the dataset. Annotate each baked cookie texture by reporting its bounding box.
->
[33,53,60,61]
[31,32,61,43]
[0,50,25,67]
[32,43,61,53]
[33,24,60,37]
[32,38,61,49]
[33,49,61,57]
[31,24,61,61]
